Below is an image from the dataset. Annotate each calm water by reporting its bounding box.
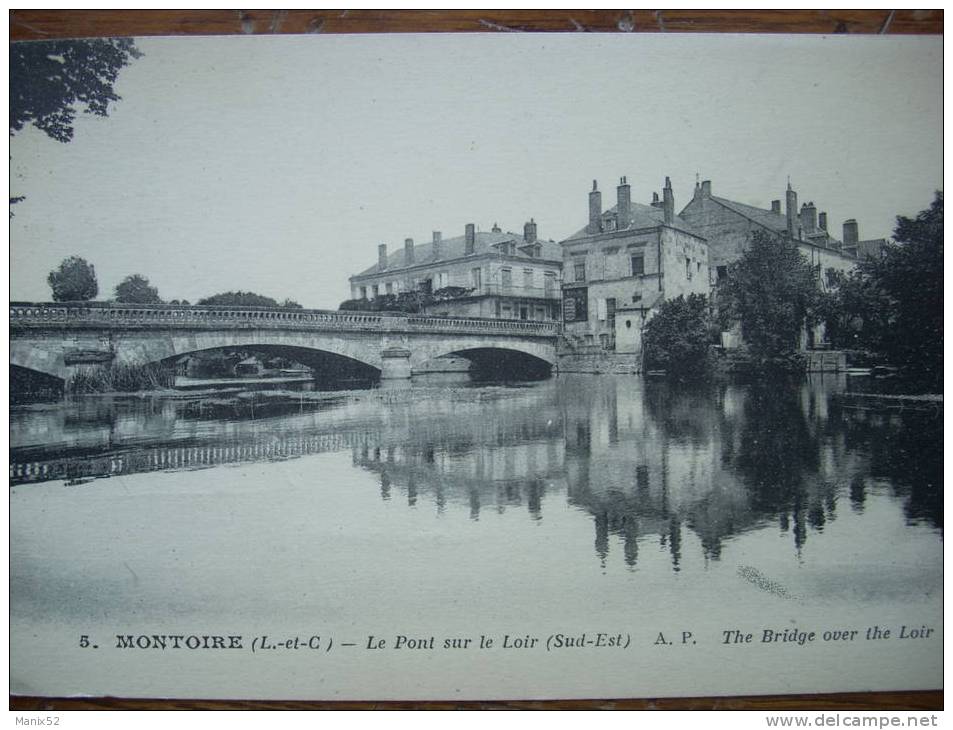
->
[10,374,943,698]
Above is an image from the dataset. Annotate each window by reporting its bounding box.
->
[523,268,534,289]
[371,285,379,298]
[574,261,586,283]
[544,271,556,296]
[717,266,728,281]
[471,267,482,290]
[437,271,449,289]
[826,270,838,288]
[501,268,512,290]
[630,255,644,276]
[607,298,616,326]
[359,286,367,299]
[501,304,512,319]
[519,306,528,320]
[534,244,541,258]
[385,282,393,295]
[686,257,692,280]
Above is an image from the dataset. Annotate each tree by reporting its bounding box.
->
[717,230,823,363]
[825,192,942,384]
[11,38,142,209]
[642,294,713,379]
[47,256,98,301]
[198,291,302,309]
[115,274,162,304]
[11,38,142,143]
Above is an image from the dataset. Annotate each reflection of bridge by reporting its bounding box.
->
[10,431,374,485]
[10,302,559,381]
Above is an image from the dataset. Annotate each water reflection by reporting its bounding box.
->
[10,375,942,569]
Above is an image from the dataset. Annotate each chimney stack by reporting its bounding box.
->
[662,176,674,225]
[786,181,798,237]
[404,237,415,265]
[800,201,817,233]
[843,219,859,246]
[588,180,602,234]
[617,176,631,228]
[465,223,476,255]
[651,191,662,208]
[771,200,781,215]
[701,180,712,198]
[524,218,537,243]
[818,212,828,231]
[432,231,442,259]
[693,180,702,200]
[378,243,388,271]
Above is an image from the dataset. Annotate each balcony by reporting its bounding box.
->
[470,283,560,300]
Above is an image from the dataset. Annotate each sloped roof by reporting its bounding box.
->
[562,201,704,242]
[710,196,790,234]
[353,231,562,278]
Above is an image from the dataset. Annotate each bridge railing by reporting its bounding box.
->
[10,302,559,337]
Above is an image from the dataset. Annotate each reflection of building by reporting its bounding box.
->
[348,222,563,321]
[559,177,710,353]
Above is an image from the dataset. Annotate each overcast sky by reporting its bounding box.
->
[10,33,942,309]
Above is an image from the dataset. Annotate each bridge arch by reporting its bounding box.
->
[151,342,381,381]
[418,343,555,380]
[118,331,385,375]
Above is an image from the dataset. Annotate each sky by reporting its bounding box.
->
[10,33,942,309]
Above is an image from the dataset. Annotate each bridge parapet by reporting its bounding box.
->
[10,302,559,338]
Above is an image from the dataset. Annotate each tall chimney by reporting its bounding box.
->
[617,176,631,228]
[800,201,817,233]
[786,182,798,237]
[404,237,414,265]
[818,212,828,231]
[432,231,442,259]
[771,200,781,215]
[701,180,712,198]
[693,180,702,200]
[843,219,859,246]
[524,218,537,243]
[378,243,388,271]
[662,177,674,225]
[465,223,476,255]
[588,180,602,234]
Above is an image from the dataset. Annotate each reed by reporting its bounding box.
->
[66,361,175,394]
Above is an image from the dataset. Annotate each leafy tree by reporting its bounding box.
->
[642,294,712,379]
[114,274,161,304]
[825,192,942,385]
[11,38,142,209]
[11,38,142,143]
[198,291,302,309]
[47,256,98,301]
[717,230,823,363]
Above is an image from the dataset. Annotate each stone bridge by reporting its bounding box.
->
[10,302,559,382]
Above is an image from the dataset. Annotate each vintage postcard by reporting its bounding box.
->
[9,32,942,701]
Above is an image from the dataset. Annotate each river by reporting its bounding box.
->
[10,373,943,699]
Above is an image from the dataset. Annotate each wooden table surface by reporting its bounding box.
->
[8,8,943,712]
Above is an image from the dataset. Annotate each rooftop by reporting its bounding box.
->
[562,200,704,242]
[353,230,562,279]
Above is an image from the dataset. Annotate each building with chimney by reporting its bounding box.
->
[678,179,883,287]
[677,178,886,348]
[348,221,563,321]
[559,177,710,354]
